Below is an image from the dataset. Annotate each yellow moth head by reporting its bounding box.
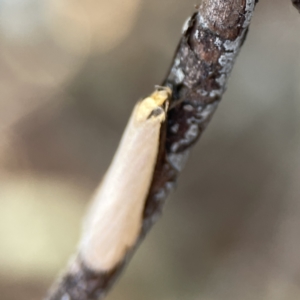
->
[135,86,171,123]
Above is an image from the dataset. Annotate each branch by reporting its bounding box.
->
[292,0,300,13]
[45,1,257,300]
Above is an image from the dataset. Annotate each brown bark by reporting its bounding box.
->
[45,1,257,299]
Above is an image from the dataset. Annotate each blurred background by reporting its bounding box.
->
[1,0,300,299]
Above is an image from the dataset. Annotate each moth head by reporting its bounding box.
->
[135,86,172,123]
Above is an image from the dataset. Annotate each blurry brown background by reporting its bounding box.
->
[1,0,300,299]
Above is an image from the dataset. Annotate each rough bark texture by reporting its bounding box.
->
[45,1,257,300]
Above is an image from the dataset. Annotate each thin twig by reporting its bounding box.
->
[292,0,300,13]
[45,1,257,300]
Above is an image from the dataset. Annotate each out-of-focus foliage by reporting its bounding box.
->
[1,0,300,299]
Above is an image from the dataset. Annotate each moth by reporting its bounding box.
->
[80,87,171,271]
